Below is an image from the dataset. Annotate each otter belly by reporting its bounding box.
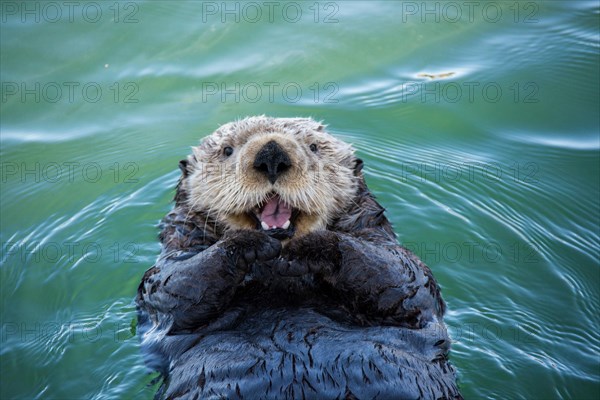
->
[161,308,454,400]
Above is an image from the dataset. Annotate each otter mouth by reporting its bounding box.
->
[252,194,297,239]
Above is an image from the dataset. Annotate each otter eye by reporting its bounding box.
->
[223,146,234,157]
[309,143,318,153]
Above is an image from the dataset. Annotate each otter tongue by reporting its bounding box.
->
[260,195,292,229]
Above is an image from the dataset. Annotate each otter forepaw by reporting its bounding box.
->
[222,230,282,269]
[279,231,341,276]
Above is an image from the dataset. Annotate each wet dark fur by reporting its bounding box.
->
[136,152,462,399]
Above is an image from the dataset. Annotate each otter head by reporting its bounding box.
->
[180,116,362,238]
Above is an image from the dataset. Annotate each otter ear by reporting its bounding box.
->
[353,158,364,176]
[174,159,191,205]
[179,159,189,177]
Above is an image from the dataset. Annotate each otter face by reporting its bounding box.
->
[183,116,359,238]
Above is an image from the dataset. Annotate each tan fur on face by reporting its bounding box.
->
[185,116,359,237]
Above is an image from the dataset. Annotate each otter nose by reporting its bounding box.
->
[253,140,292,184]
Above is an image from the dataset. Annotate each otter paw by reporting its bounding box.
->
[222,230,282,269]
[280,231,341,275]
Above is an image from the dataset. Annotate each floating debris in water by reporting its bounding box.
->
[418,72,455,79]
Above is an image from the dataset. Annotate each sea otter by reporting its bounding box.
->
[136,116,462,399]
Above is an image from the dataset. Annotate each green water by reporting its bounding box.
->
[1,1,598,399]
